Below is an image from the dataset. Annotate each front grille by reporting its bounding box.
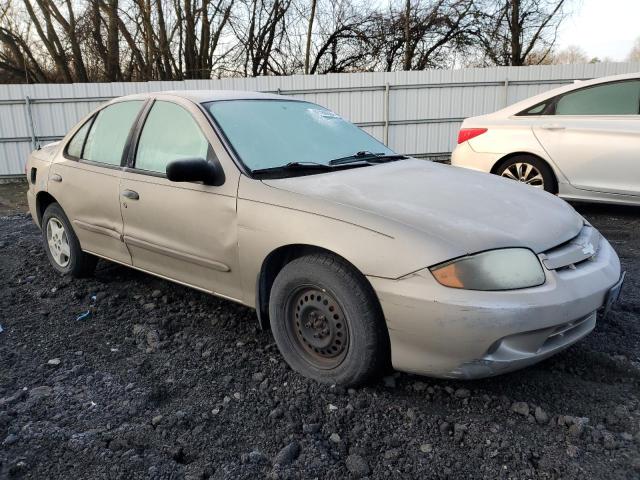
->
[484,311,597,361]
[541,312,595,351]
[540,224,600,271]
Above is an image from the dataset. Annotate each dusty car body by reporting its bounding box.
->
[26,91,624,385]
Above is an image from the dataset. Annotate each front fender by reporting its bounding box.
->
[236,174,460,306]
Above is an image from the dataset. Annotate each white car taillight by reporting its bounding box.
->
[457,128,487,144]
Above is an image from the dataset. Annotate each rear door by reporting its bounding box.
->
[48,100,144,264]
[532,80,640,196]
[119,97,243,300]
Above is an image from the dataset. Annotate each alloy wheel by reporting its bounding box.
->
[500,162,545,189]
[46,217,71,267]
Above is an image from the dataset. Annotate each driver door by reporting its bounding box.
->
[119,98,243,301]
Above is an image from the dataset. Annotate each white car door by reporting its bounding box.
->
[531,79,640,197]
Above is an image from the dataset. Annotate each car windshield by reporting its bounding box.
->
[204,99,396,173]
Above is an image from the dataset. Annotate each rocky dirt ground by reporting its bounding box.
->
[0,182,639,479]
[0,181,28,216]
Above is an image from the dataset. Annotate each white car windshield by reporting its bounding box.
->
[205,99,395,172]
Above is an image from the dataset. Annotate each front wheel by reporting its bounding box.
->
[42,203,97,277]
[269,253,389,386]
[496,155,557,194]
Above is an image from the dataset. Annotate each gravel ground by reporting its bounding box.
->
[1,202,639,479]
[0,181,27,216]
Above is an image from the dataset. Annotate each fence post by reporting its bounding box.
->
[503,78,509,107]
[383,82,390,145]
[25,96,38,150]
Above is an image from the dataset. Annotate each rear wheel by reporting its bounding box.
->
[42,203,97,277]
[496,155,557,194]
[269,253,389,386]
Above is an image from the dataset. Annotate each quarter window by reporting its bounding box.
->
[555,81,640,115]
[82,101,144,166]
[66,118,93,158]
[135,101,211,174]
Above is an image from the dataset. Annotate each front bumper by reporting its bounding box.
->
[368,237,621,379]
[26,189,39,227]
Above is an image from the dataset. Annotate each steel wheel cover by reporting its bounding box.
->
[285,286,350,369]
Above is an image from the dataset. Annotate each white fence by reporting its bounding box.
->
[1,62,639,176]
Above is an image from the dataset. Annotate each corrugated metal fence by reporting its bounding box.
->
[1,62,639,176]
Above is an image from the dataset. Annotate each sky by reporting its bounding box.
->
[557,0,640,61]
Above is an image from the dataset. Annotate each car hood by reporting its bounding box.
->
[262,159,583,255]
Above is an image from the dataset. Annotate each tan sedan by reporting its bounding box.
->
[26,91,624,386]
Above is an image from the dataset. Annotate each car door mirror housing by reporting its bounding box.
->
[166,158,224,186]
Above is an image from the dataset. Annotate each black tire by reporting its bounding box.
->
[42,203,97,277]
[495,155,557,194]
[269,253,389,386]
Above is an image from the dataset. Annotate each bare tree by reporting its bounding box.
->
[305,0,374,74]
[0,0,574,83]
[628,37,640,62]
[552,45,588,64]
[231,0,293,77]
[477,0,567,66]
[370,0,477,71]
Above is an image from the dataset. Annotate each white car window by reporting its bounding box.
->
[555,81,640,116]
[83,101,143,166]
[135,101,210,174]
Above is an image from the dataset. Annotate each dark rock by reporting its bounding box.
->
[273,441,300,466]
[346,454,370,477]
[512,402,530,416]
[454,388,470,399]
[534,407,549,425]
[248,450,269,464]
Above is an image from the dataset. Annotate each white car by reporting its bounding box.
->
[451,73,640,206]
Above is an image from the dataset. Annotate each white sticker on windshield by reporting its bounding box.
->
[306,108,343,124]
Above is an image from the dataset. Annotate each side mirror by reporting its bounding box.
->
[166,158,224,186]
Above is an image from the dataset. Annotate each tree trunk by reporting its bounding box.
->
[403,0,411,70]
[105,0,121,80]
[304,0,317,74]
[510,0,522,66]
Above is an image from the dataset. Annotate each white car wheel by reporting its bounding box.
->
[500,162,545,189]
[496,156,557,194]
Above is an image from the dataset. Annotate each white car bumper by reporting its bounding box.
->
[450,141,503,173]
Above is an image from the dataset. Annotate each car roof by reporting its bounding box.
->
[479,72,640,119]
[113,90,295,104]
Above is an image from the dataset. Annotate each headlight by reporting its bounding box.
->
[430,248,545,291]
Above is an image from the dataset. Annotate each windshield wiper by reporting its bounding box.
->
[251,161,335,175]
[328,151,408,166]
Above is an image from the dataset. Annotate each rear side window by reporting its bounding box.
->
[66,119,93,158]
[555,81,640,115]
[518,102,550,116]
[134,101,210,173]
[82,101,144,165]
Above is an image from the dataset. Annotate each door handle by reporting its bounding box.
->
[51,174,62,182]
[121,189,139,200]
[540,124,566,130]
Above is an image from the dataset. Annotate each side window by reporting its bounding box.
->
[135,101,211,174]
[66,118,93,158]
[82,101,144,166]
[555,81,640,115]
[517,102,549,116]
